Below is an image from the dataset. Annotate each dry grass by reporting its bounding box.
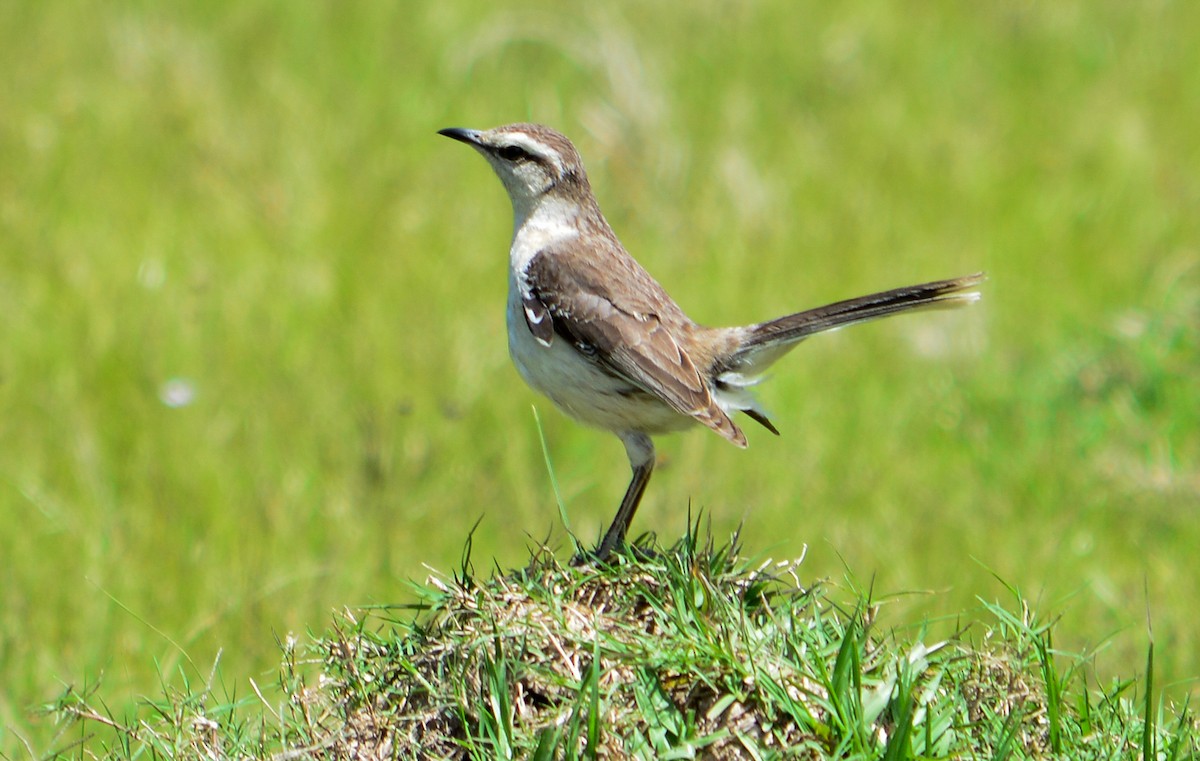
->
[47,534,1195,759]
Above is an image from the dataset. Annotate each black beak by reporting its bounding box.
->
[438,127,483,146]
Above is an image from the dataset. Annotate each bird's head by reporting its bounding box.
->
[439,123,591,221]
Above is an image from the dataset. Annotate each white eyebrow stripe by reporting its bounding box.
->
[500,133,564,174]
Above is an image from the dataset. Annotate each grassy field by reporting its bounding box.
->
[2,1,1197,755]
[45,538,1200,757]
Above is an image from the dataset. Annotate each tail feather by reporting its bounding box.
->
[729,272,984,370]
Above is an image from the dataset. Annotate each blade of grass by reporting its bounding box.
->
[533,406,574,544]
[1143,640,1155,761]
[587,633,601,759]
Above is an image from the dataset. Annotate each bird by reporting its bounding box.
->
[438,123,983,560]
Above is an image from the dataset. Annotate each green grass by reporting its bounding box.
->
[42,535,1199,758]
[2,1,1199,755]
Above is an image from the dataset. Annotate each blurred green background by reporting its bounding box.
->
[2,1,1197,753]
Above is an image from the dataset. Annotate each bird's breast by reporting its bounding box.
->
[503,281,693,435]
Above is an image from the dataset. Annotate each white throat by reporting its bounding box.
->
[508,193,582,273]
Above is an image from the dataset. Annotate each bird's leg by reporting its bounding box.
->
[595,432,655,560]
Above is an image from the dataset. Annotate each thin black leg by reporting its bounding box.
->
[595,432,655,560]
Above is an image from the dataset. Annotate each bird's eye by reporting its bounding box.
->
[497,145,532,162]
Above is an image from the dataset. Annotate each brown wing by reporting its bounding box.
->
[524,243,746,447]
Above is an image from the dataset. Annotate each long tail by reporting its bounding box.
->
[728,272,985,370]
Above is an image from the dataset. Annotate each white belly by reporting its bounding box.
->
[505,284,694,435]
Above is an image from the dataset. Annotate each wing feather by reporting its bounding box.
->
[523,243,746,446]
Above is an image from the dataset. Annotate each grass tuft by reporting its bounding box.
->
[44,532,1197,759]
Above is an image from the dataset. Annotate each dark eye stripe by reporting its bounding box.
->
[497,144,534,162]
